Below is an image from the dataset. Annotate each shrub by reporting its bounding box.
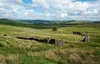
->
[52,27,58,31]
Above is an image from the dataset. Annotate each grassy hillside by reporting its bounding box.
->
[0,19,100,64]
[0,19,99,29]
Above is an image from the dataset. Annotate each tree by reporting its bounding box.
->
[52,27,58,31]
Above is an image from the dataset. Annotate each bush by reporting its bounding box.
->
[52,27,58,31]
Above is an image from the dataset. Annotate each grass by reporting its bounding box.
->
[0,22,100,64]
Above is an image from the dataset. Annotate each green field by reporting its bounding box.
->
[0,20,100,64]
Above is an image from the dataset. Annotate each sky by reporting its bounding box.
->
[0,0,100,21]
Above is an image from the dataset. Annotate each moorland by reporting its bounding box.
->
[0,19,100,64]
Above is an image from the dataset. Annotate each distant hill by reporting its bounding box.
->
[0,19,56,29]
[18,20,92,25]
[18,20,56,24]
[0,18,24,26]
[0,19,97,25]
[0,18,99,29]
[0,18,34,28]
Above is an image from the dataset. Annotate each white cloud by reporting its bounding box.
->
[14,0,24,4]
[0,0,100,20]
[32,0,49,9]
[0,8,5,11]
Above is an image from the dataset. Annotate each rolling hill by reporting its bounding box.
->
[0,19,100,64]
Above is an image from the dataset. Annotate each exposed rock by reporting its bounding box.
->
[82,32,88,42]
[73,31,84,36]
[16,37,65,46]
[55,39,64,46]
[3,34,7,36]
[48,39,55,44]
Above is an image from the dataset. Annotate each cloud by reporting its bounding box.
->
[32,0,49,9]
[31,0,100,20]
[14,0,24,4]
[0,0,100,20]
